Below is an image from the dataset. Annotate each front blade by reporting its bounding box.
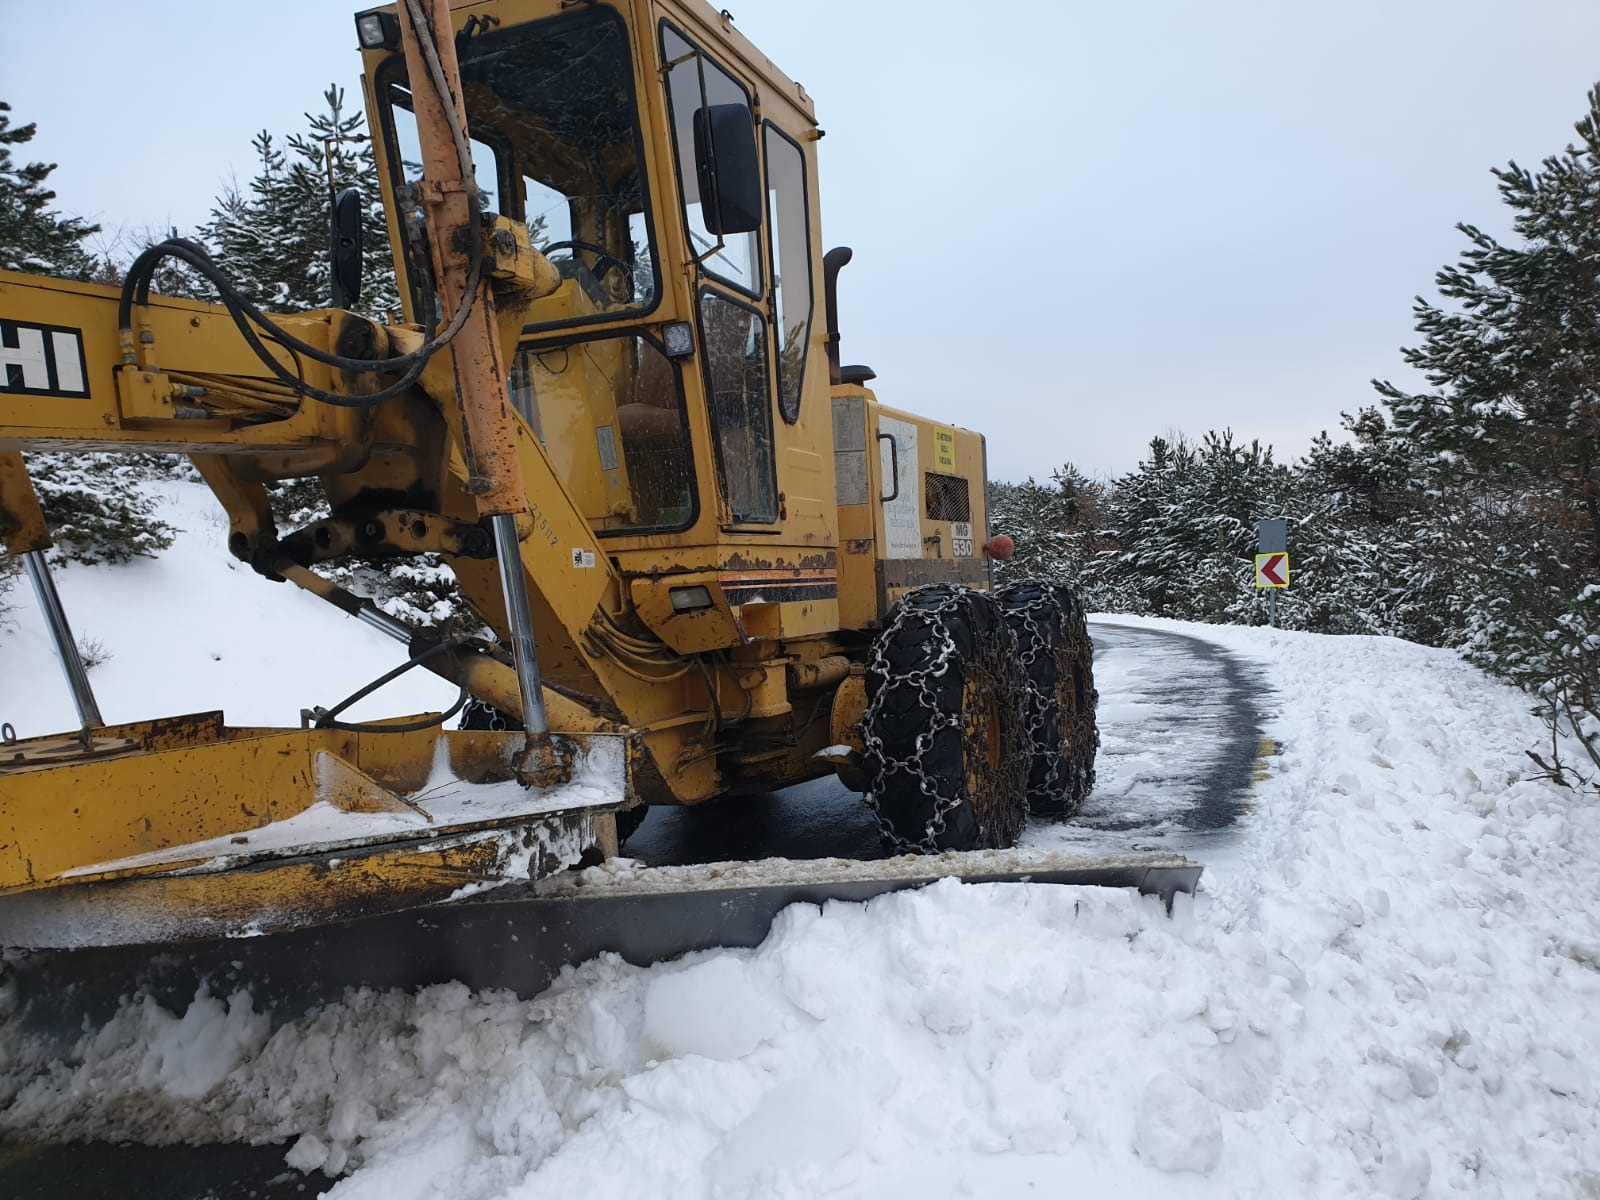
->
[2,849,1198,1045]
[0,723,632,948]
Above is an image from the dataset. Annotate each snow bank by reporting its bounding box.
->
[4,491,1599,1197]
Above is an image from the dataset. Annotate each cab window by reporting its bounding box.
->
[764,124,812,424]
[700,292,777,523]
[378,7,659,330]
[661,24,763,297]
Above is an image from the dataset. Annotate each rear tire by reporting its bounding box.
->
[996,580,1099,819]
[614,806,647,844]
[862,585,1029,852]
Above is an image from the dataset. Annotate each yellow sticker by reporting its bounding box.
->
[933,425,957,471]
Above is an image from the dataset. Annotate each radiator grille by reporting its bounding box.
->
[924,472,971,522]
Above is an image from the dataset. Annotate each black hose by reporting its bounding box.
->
[118,240,445,409]
[122,236,482,377]
[311,640,472,733]
[116,0,489,409]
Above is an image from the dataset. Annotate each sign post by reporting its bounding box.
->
[1255,519,1289,627]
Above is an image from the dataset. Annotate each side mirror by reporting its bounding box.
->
[692,104,761,235]
[329,187,364,308]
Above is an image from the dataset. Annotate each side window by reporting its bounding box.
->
[662,25,762,296]
[522,175,572,245]
[388,88,504,211]
[764,125,812,424]
[512,336,695,533]
[700,292,777,523]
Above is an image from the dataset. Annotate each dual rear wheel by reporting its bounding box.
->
[861,581,1098,853]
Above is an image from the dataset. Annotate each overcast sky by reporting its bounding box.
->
[7,0,1600,482]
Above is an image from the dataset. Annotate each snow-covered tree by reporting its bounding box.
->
[1087,431,1295,625]
[1374,85,1600,785]
[0,101,99,278]
[987,466,1113,601]
[1286,409,1442,639]
[1085,435,1194,617]
[25,455,176,566]
[201,86,398,316]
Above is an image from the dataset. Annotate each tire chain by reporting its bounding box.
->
[861,585,1028,853]
[460,697,513,732]
[996,581,1099,814]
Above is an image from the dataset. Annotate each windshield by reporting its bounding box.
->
[378,7,658,330]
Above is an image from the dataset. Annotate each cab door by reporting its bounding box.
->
[659,21,778,528]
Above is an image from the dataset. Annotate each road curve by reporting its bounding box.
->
[626,619,1267,866]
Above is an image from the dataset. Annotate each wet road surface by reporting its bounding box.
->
[626,619,1267,865]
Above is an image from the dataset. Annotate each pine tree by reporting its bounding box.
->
[1374,90,1600,571]
[201,86,398,315]
[1087,435,1193,617]
[1089,432,1295,624]
[987,467,1112,600]
[1280,407,1479,642]
[0,101,99,278]
[24,455,176,565]
[1375,86,1600,784]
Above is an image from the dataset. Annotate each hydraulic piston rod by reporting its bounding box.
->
[22,549,104,732]
[491,513,550,739]
[396,0,556,769]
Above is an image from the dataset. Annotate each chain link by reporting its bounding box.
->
[997,581,1099,814]
[861,585,1027,853]
[460,697,513,732]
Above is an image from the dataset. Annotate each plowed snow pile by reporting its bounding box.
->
[3,487,1599,1197]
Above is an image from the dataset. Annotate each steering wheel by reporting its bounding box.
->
[540,239,629,287]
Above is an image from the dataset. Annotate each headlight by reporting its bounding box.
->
[355,10,401,50]
[662,321,695,359]
[669,585,714,612]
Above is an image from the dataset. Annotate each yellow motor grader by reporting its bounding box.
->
[0,0,1195,1020]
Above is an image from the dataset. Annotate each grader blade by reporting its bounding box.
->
[2,849,1199,1045]
[0,715,635,950]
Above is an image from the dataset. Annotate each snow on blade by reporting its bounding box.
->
[535,845,1194,897]
[60,735,627,880]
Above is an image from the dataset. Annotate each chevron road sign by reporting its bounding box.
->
[1254,553,1289,588]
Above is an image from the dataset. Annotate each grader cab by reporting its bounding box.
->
[0,0,1193,1007]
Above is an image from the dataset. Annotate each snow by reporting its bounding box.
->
[0,478,458,737]
[63,735,626,879]
[1135,1073,1223,1175]
[536,845,1195,897]
[4,487,1600,1197]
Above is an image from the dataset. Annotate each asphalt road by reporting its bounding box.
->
[625,619,1267,865]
